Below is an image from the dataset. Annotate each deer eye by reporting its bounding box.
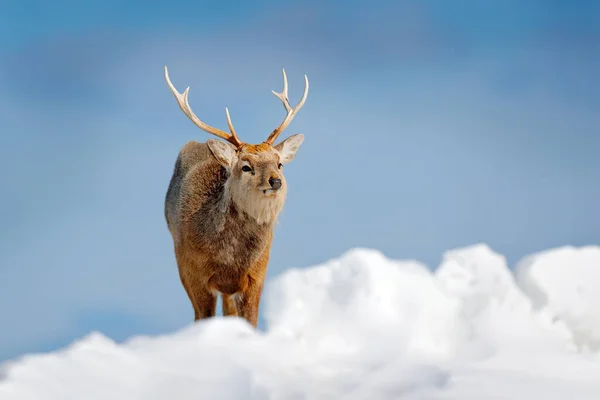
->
[241,165,252,172]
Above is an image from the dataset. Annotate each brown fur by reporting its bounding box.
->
[163,66,307,327]
[164,136,303,327]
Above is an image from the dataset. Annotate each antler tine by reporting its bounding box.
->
[224,107,243,146]
[271,69,292,113]
[265,69,309,145]
[164,66,244,148]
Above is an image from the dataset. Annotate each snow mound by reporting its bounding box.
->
[265,248,465,361]
[515,245,600,352]
[2,244,600,399]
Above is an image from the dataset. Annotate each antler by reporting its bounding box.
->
[164,66,244,148]
[265,69,309,145]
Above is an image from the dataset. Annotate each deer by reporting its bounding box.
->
[163,66,308,328]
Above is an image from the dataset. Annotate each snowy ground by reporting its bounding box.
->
[1,244,600,399]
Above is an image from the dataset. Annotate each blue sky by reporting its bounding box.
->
[1,0,599,361]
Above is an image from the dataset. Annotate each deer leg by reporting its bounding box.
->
[189,285,217,321]
[238,240,271,328]
[178,273,200,320]
[222,294,239,317]
[238,278,264,328]
[175,251,200,321]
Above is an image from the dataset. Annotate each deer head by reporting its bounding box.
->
[164,66,308,224]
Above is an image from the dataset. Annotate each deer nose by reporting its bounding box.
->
[269,177,282,190]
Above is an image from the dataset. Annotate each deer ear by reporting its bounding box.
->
[274,133,304,164]
[207,139,237,167]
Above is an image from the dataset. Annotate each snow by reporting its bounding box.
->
[515,246,600,352]
[2,244,600,399]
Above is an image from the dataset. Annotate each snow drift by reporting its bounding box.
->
[1,244,600,399]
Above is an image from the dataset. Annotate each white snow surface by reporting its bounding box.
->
[2,244,600,399]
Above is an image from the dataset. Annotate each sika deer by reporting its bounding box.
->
[163,67,308,327]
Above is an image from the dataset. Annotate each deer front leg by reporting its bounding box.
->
[176,248,217,321]
[238,277,265,328]
[238,241,271,327]
[189,283,217,321]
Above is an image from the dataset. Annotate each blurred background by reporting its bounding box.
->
[0,0,598,362]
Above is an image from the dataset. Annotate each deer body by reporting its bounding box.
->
[163,67,308,327]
